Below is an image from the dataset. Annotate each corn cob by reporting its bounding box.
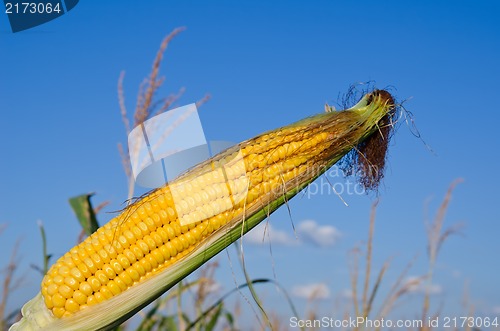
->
[11,90,396,331]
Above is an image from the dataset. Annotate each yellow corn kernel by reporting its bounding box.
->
[52,293,66,308]
[100,286,113,300]
[126,267,140,282]
[94,292,105,303]
[114,277,127,292]
[52,307,66,318]
[107,280,121,296]
[46,283,58,296]
[78,282,92,297]
[64,299,79,313]
[72,290,87,305]
[44,294,54,309]
[57,285,73,299]
[86,295,97,306]
[52,275,64,286]
[87,276,101,292]
[102,264,116,279]
[94,270,109,285]
[118,271,133,287]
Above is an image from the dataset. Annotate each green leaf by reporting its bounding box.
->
[186,278,302,331]
[135,301,160,331]
[69,193,100,236]
[37,220,50,275]
[109,324,126,331]
[224,311,234,330]
[158,316,177,331]
[205,302,223,331]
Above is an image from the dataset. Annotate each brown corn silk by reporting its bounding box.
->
[12,89,395,331]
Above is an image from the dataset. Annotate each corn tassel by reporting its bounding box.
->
[11,90,396,330]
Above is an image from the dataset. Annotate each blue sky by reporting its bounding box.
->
[1,0,499,327]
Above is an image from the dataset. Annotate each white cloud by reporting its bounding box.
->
[245,220,341,248]
[339,288,354,300]
[425,284,443,295]
[404,276,423,293]
[190,280,222,295]
[292,282,331,300]
[404,276,443,295]
[245,222,298,246]
[297,220,341,247]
